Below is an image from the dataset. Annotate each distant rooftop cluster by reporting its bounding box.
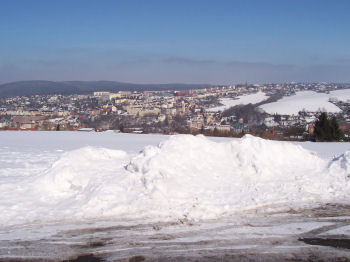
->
[1,82,350,140]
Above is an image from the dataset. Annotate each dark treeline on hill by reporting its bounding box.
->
[0,80,213,97]
[222,104,267,123]
[221,93,282,121]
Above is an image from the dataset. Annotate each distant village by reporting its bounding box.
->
[1,82,350,140]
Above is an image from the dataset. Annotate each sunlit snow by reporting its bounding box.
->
[260,89,350,115]
[208,91,268,111]
[1,131,350,228]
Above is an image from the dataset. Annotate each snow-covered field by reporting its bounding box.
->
[208,91,268,112]
[260,89,350,115]
[1,131,350,261]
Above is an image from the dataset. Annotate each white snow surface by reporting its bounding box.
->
[260,89,350,115]
[1,131,350,227]
[208,91,268,111]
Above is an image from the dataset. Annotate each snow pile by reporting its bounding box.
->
[0,147,133,225]
[329,151,350,176]
[1,135,350,226]
[127,135,349,218]
[38,147,128,196]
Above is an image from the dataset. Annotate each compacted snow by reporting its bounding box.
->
[208,91,268,111]
[1,131,350,228]
[260,89,350,115]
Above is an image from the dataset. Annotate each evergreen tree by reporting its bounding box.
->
[314,112,343,141]
[314,112,331,141]
[330,116,344,141]
[119,123,124,132]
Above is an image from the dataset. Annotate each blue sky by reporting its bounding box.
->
[0,0,349,84]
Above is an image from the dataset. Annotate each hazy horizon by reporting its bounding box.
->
[1,0,349,84]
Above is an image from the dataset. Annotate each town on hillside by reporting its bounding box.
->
[1,82,350,141]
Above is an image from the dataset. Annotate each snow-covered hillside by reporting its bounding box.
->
[1,131,350,228]
[260,89,350,115]
[208,91,268,111]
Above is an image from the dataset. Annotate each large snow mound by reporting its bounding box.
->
[127,135,349,217]
[1,135,350,226]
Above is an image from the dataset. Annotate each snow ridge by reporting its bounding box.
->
[1,135,350,226]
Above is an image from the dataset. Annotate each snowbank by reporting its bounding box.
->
[1,135,350,226]
[127,135,349,218]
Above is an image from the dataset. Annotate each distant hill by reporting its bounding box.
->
[0,80,213,97]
